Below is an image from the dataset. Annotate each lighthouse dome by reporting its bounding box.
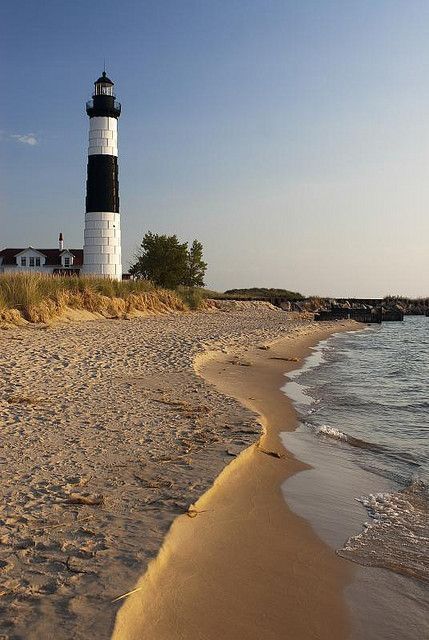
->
[95,71,114,86]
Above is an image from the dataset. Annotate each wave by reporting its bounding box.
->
[316,425,348,441]
[313,425,422,472]
[338,479,429,583]
[314,425,385,453]
[302,391,407,412]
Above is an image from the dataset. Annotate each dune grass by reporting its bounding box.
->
[0,273,191,324]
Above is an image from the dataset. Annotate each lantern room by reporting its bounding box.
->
[86,70,121,118]
[94,71,115,97]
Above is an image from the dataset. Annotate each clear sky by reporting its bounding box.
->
[1,0,428,297]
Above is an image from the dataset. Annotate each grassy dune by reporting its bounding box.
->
[0,273,197,324]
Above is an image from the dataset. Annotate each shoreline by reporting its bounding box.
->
[0,308,359,638]
[112,320,360,640]
[281,319,429,640]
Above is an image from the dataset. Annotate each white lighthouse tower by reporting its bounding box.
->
[82,71,122,279]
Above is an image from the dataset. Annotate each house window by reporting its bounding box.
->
[35,258,41,267]
[64,257,70,267]
[21,257,26,266]
[29,257,35,267]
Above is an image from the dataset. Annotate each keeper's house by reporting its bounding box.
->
[0,234,83,276]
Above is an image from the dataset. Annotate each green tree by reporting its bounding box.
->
[184,240,207,287]
[129,232,188,289]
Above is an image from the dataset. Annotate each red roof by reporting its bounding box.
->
[0,248,83,266]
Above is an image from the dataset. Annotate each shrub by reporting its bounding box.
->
[177,286,204,310]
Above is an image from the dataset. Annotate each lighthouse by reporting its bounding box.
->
[83,71,122,279]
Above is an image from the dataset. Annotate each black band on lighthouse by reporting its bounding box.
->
[85,155,119,213]
[86,95,121,118]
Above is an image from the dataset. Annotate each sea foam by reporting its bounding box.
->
[316,425,348,441]
[339,480,429,583]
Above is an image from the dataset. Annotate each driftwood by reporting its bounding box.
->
[111,586,143,603]
[66,493,104,506]
[186,507,208,518]
[257,444,285,459]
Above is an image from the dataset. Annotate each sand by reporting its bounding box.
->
[112,319,358,640]
[0,305,356,638]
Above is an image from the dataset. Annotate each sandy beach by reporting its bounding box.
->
[0,305,356,639]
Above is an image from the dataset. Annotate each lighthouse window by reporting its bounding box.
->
[95,84,113,96]
[29,257,35,267]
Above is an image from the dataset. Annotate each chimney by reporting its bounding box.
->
[59,232,64,251]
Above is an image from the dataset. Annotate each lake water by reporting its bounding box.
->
[281,317,428,639]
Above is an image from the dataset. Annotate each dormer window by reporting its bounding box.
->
[61,252,73,268]
[29,257,35,267]
[21,257,26,266]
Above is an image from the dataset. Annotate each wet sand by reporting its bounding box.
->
[112,320,359,640]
